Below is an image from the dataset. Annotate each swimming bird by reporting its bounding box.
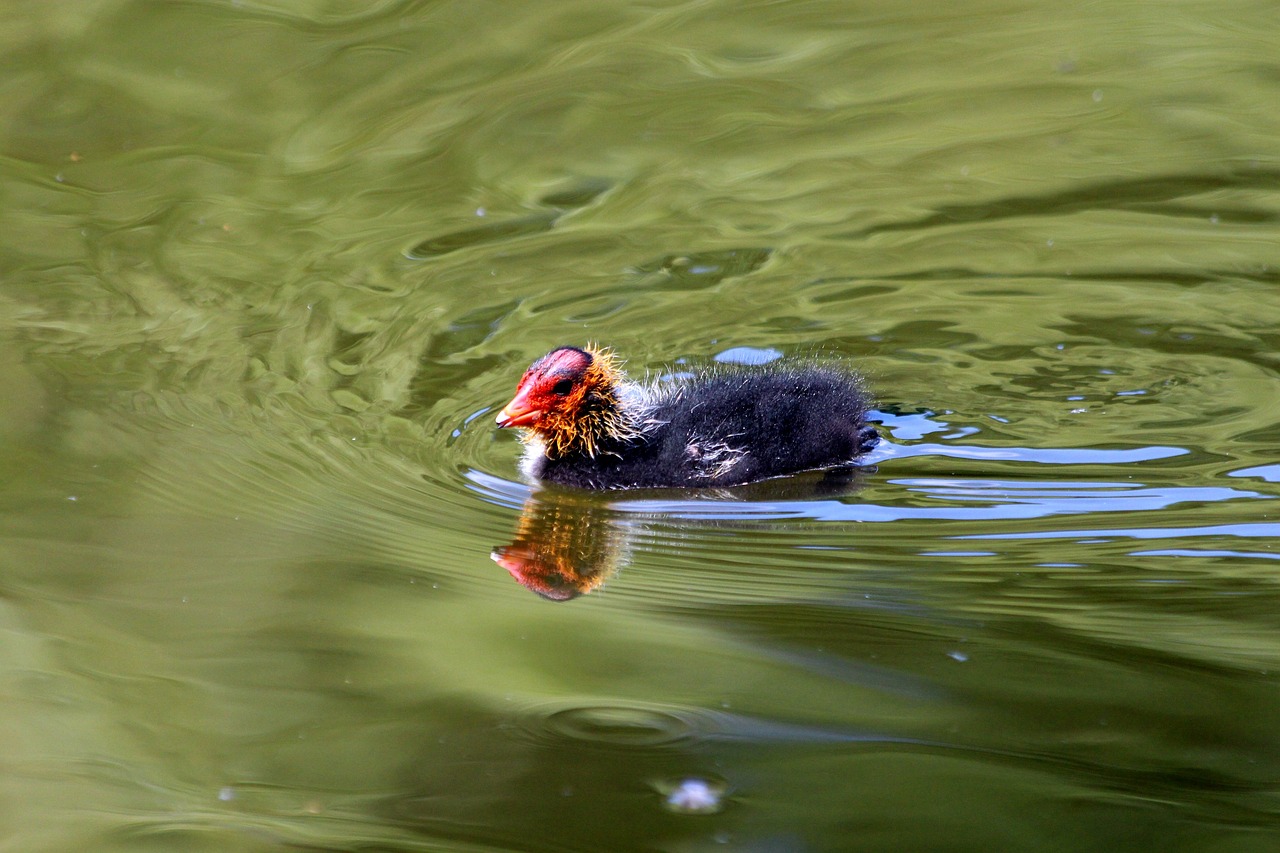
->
[495,345,877,490]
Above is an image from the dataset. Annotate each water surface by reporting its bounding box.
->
[2,1,1279,851]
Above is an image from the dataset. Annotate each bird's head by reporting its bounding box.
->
[496,345,628,456]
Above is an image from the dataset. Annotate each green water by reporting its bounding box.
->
[3,1,1280,851]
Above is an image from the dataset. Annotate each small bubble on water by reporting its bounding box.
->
[1209,213,1220,224]
[1092,89,1103,102]
[218,786,235,802]
[948,650,969,662]
[476,207,486,217]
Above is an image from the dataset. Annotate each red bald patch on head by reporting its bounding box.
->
[530,347,593,379]
[496,347,595,429]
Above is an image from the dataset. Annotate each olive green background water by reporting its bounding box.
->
[3,1,1280,851]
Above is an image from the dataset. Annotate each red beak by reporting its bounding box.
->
[496,384,542,428]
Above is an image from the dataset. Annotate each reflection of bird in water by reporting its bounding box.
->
[491,468,875,601]
[491,494,626,601]
[496,345,877,490]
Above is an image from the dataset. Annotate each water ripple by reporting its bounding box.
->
[513,700,933,751]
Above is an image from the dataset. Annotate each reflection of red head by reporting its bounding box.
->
[491,545,589,601]
[491,494,622,601]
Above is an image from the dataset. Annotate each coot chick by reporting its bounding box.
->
[495,345,877,490]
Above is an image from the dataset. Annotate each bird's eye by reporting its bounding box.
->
[551,379,574,396]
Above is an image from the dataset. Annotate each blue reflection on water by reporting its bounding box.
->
[1133,549,1280,560]
[1229,464,1280,482]
[877,442,1188,465]
[959,522,1280,540]
[469,466,1265,524]
[713,346,784,365]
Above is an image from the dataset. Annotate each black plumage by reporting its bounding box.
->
[496,347,877,491]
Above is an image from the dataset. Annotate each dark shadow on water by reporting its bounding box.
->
[405,177,614,259]
[840,164,1280,240]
